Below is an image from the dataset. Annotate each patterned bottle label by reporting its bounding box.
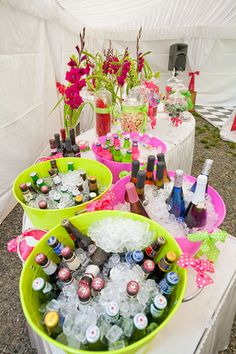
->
[42,281,53,294]
[66,253,81,271]
[159,272,179,295]
[53,242,64,256]
[42,260,57,275]
[150,304,163,318]
[158,257,170,273]
[145,246,156,258]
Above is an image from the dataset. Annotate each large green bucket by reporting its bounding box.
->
[20,211,187,354]
[13,158,113,230]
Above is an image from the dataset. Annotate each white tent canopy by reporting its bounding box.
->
[0,0,236,223]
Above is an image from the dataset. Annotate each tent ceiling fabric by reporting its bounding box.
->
[58,0,236,38]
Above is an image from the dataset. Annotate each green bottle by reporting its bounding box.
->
[67,161,74,171]
[109,144,115,157]
[132,313,148,342]
[30,172,39,186]
[123,135,131,150]
[114,147,123,162]
[122,150,132,163]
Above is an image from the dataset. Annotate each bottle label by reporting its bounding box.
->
[23,190,34,203]
[150,304,163,318]
[52,175,61,185]
[42,281,53,294]
[42,260,57,275]
[53,242,64,256]
[159,278,175,295]
[145,246,156,258]
[125,251,135,266]
[66,253,81,271]
[158,257,170,273]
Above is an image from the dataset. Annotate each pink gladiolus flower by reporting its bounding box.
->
[65,67,83,84]
[117,60,131,86]
[138,54,144,72]
[65,84,84,109]
[67,58,77,67]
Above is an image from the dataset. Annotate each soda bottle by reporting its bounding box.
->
[126,280,140,299]
[19,183,34,203]
[114,147,123,162]
[88,176,98,194]
[155,161,165,189]
[130,160,140,185]
[78,284,92,305]
[50,159,59,173]
[132,313,148,342]
[58,267,76,287]
[92,277,105,296]
[113,134,120,147]
[47,236,64,257]
[85,325,105,350]
[44,311,62,338]
[123,135,131,150]
[157,153,170,183]
[144,236,166,260]
[145,155,155,185]
[102,146,113,161]
[48,169,62,186]
[124,250,144,267]
[149,294,167,323]
[95,142,104,157]
[61,219,93,250]
[34,253,59,284]
[32,277,58,302]
[126,182,150,219]
[159,271,179,299]
[61,246,81,271]
[67,161,74,171]
[155,252,177,282]
[136,170,146,202]
[132,141,140,160]
[166,169,185,220]
[105,302,120,324]
[122,150,132,163]
[141,259,155,279]
[79,264,100,287]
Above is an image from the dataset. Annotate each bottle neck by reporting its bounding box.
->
[201,160,212,176]
[192,181,207,204]
[174,172,183,188]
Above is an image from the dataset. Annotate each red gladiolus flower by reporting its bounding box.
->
[56,82,66,95]
[67,58,77,67]
[117,60,131,86]
[65,84,84,110]
[65,67,83,84]
[138,54,144,72]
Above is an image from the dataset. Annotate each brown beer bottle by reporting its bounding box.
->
[126,182,150,219]
[157,153,170,183]
[136,170,146,202]
[145,155,155,185]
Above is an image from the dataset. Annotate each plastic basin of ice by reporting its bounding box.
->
[92,133,167,183]
[20,210,187,354]
[111,172,226,255]
[13,158,112,230]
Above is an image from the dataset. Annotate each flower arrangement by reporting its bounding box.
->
[53,27,159,133]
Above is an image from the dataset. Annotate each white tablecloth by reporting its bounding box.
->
[78,112,195,175]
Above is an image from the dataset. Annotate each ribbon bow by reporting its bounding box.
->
[86,191,116,212]
[177,254,214,288]
[180,90,194,110]
[187,231,227,263]
[188,71,200,92]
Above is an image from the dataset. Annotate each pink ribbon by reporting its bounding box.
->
[86,191,116,212]
[35,153,63,164]
[148,106,156,129]
[188,71,200,92]
[177,254,214,288]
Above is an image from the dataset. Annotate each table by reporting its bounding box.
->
[78,112,196,175]
[24,210,236,354]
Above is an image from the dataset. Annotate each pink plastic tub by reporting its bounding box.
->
[92,133,167,183]
[111,172,226,255]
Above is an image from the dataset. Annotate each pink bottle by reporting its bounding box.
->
[113,134,120,147]
[132,141,140,160]
[95,142,103,157]
[102,146,113,161]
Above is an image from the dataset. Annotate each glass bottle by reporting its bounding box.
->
[32,277,58,302]
[95,142,103,157]
[61,246,81,271]
[88,176,98,194]
[19,183,34,203]
[34,253,58,284]
[185,175,207,229]
[72,144,81,157]
[132,141,140,161]
[38,200,48,209]
[126,182,150,218]
[48,169,61,186]
[90,247,111,268]
[67,161,74,171]
[85,325,105,351]
[61,218,93,250]
[124,250,144,267]
[159,271,179,299]
[141,259,155,279]
[132,313,148,342]
[155,251,177,282]
[145,155,155,185]
[79,264,100,287]
[114,147,123,162]
[109,144,115,158]
[91,277,105,296]
[60,128,66,155]
[157,153,170,183]
[166,169,185,220]
[144,236,166,260]
[113,134,120,147]
[127,280,140,299]
[191,159,213,193]
[95,87,112,137]
[64,138,74,157]
[44,311,62,338]
[75,195,83,205]
[102,146,113,161]
[105,302,120,324]
[122,150,132,163]
[149,294,167,323]
[50,160,59,173]
[49,139,57,156]
[54,133,63,154]
[30,172,39,187]
[155,161,165,189]
[69,128,76,146]
[131,160,140,185]
[136,170,146,202]
[78,284,92,305]
[123,135,131,150]
[47,236,64,257]
[58,267,76,287]
[105,133,112,147]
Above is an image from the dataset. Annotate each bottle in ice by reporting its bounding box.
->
[125,182,150,218]
[47,236,64,257]
[105,301,120,324]
[159,271,179,299]
[135,170,146,202]
[44,311,62,338]
[61,218,93,250]
[126,280,140,299]
[166,169,185,220]
[130,160,140,185]
[78,283,92,305]
[58,267,76,287]
[155,161,165,189]
[145,155,155,185]
[141,259,155,279]
[144,236,166,260]
[19,183,34,203]
[122,150,132,163]
[155,251,177,282]
[191,159,213,193]
[157,153,170,183]
[85,325,105,351]
[79,264,100,287]
[34,253,59,284]
[32,277,59,302]
[149,294,167,323]
[61,246,81,271]
[132,313,148,342]
[184,174,207,229]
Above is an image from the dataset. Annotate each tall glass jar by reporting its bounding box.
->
[95,87,112,137]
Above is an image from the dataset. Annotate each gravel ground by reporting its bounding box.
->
[0,114,235,354]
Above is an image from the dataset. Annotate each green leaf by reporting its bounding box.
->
[49,96,64,116]
[82,50,96,61]
[141,51,152,57]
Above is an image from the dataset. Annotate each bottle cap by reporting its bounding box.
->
[106,302,119,317]
[166,251,177,263]
[72,189,80,197]
[132,250,144,263]
[89,192,97,199]
[136,171,146,189]
[126,150,132,155]
[35,253,48,266]
[50,160,57,169]
[36,179,44,186]
[115,147,121,151]
[41,186,49,195]
[67,162,74,170]
[114,134,119,139]
[127,280,140,296]
[153,294,167,310]
[95,142,101,147]
[157,153,165,162]
[61,246,73,259]
[86,325,100,343]
[125,182,139,203]
[26,182,33,189]
[78,284,91,302]
[60,128,66,142]
[166,271,179,285]
[54,193,61,202]
[75,195,83,204]
[48,169,57,177]
[32,277,45,291]
[49,139,57,149]
[131,160,140,178]
[61,219,69,227]
[124,134,130,140]
[47,236,58,248]
[44,311,59,328]
[38,200,47,209]
[142,259,155,273]
[58,267,72,282]
[85,264,100,278]
[133,313,148,330]
[192,174,208,205]
[19,183,28,192]
[156,162,165,180]
[147,155,155,172]
[92,277,105,291]
[174,170,184,188]
[88,176,97,183]
[30,171,38,179]
[157,236,166,246]
[60,186,68,193]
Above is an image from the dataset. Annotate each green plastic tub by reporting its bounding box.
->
[20,210,187,354]
[13,158,113,230]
